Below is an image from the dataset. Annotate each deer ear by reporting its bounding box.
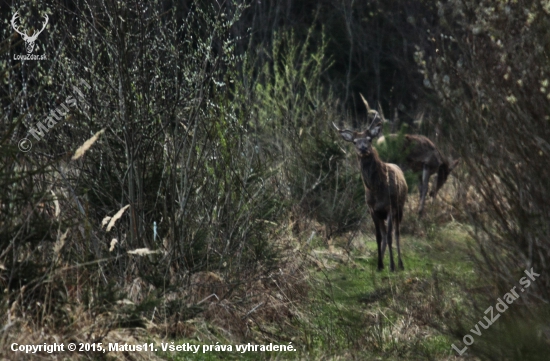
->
[369,122,382,138]
[339,130,355,142]
[333,122,355,142]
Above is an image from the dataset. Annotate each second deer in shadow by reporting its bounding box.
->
[378,134,459,217]
[333,100,408,271]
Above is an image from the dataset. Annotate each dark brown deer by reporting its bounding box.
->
[377,134,459,217]
[333,100,408,271]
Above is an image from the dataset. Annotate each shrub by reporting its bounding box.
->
[416,0,550,358]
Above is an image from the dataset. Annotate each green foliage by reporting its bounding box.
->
[241,23,368,238]
[250,28,333,130]
[375,123,410,165]
[288,127,367,236]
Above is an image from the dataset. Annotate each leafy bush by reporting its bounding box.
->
[416,0,550,358]
[0,0,291,345]
[243,27,369,239]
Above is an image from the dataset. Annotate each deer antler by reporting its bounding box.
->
[27,14,49,41]
[11,12,28,39]
[359,93,371,113]
[369,111,381,129]
[359,93,381,129]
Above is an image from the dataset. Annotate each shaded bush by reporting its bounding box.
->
[0,0,294,349]
[415,0,550,358]
[243,28,369,239]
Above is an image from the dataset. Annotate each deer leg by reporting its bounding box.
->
[395,215,404,270]
[431,164,446,198]
[386,213,395,271]
[417,173,424,214]
[380,218,387,260]
[372,214,384,271]
[429,176,437,198]
[418,165,430,217]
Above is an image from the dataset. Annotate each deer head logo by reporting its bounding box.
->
[11,12,49,54]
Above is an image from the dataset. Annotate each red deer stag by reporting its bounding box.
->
[377,134,459,217]
[333,99,408,271]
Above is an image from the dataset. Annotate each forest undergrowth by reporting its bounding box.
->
[1,1,549,360]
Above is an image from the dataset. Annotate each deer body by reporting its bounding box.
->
[378,134,459,216]
[333,96,407,271]
[360,148,407,271]
[360,155,406,217]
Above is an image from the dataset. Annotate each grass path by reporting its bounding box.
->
[158,222,476,360]
[296,221,475,360]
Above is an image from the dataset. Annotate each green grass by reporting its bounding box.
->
[295,221,477,360]
[156,221,477,360]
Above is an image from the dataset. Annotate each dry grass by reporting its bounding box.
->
[0,227,309,360]
[157,251,309,342]
[1,303,164,361]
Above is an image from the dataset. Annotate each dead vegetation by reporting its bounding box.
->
[1,226,309,360]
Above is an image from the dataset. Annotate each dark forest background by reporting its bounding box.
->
[1,0,549,360]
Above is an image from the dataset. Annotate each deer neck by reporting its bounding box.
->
[358,149,385,190]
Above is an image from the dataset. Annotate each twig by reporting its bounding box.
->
[241,301,264,320]
[197,293,219,305]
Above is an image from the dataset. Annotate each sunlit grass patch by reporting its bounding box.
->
[296,221,477,360]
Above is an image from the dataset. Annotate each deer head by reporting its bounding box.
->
[333,95,383,157]
[432,158,460,197]
[11,12,49,54]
